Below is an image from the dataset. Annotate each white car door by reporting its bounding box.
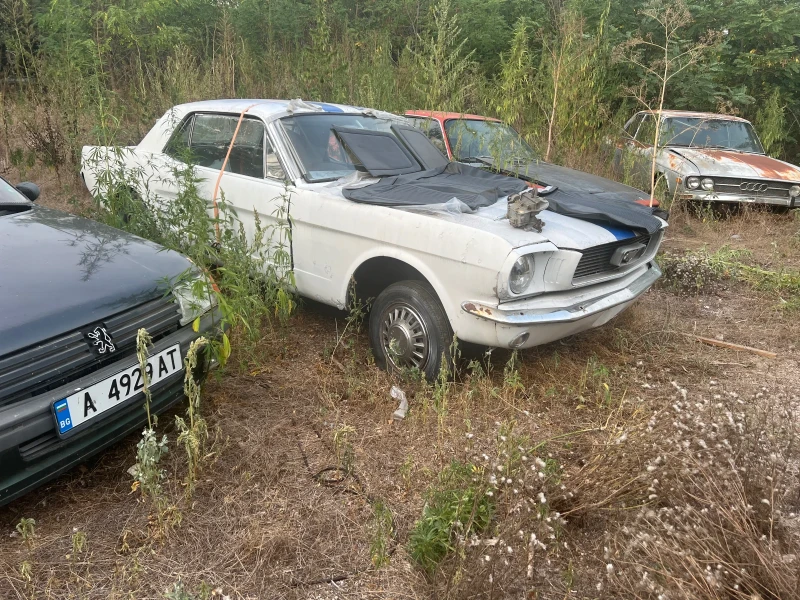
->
[156,112,292,275]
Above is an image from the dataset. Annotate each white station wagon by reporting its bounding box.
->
[82,99,667,379]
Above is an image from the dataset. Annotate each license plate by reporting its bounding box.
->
[53,344,182,437]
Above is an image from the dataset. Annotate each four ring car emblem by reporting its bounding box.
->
[86,326,116,354]
[739,182,769,193]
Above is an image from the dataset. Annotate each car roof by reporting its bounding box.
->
[172,99,373,122]
[638,109,750,123]
[405,110,502,123]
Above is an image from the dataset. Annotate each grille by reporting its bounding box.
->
[18,432,61,462]
[712,177,794,199]
[0,295,181,410]
[573,233,651,280]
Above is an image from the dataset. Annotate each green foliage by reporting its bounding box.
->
[15,517,35,549]
[408,0,476,112]
[175,337,210,498]
[408,461,493,573]
[495,18,534,132]
[755,89,787,156]
[369,499,394,568]
[3,0,800,167]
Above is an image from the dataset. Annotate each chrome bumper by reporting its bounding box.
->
[680,192,797,207]
[462,262,661,326]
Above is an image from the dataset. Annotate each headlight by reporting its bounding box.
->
[685,176,701,190]
[509,255,535,294]
[174,271,218,326]
[701,178,714,191]
[790,185,800,198]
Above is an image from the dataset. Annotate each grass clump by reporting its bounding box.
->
[369,499,394,568]
[658,246,745,295]
[408,460,493,574]
[660,245,800,309]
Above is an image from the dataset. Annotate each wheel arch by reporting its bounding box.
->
[343,251,455,321]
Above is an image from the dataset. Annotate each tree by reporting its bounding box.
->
[613,0,722,203]
[409,0,475,111]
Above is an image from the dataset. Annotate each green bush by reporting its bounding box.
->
[408,461,493,573]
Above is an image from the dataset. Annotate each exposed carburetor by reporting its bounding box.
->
[507,188,549,232]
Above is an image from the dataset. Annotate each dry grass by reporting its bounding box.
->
[1,183,799,599]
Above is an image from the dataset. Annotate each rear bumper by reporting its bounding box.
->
[0,310,222,507]
[459,261,660,348]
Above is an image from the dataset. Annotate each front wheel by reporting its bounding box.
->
[369,281,453,381]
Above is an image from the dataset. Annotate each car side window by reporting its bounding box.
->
[635,115,656,146]
[410,118,448,155]
[164,116,194,160]
[624,113,643,139]
[264,134,286,181]
[189,114,266,179]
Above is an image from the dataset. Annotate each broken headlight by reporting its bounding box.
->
[509,255,535,294]
[789,185,800,198]
[174,271,218,326]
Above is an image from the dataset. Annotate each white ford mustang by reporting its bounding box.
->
[81,99,667,379]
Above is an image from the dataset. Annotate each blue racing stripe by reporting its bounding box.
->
[310,102,344,113]
[598,224,635,241]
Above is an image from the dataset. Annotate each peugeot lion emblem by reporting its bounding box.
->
[87,326,116,354]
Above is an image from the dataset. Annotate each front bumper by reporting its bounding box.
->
[679,191,797,207]
[460,261,660,348]
[0,309,223,507]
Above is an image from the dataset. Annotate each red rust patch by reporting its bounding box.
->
[464,302,492,317]
[704,150,800,180]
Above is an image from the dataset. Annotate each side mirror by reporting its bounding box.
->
[16,182,40,202]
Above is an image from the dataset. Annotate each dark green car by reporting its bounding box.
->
[0,177,222,506]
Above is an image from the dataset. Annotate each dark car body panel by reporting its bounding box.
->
[499,159,649,204]
[0,206,192,357]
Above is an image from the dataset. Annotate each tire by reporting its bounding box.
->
[369,280,454,381]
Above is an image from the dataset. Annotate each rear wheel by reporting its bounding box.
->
[369,281,453,381]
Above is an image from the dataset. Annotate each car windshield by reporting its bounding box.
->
[660,117,764,153]
[0,177,31,212]
[444,119,537,162]
[281,113,407,182]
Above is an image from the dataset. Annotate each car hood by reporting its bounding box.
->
[664,148,800,181]
[0,206,192,356]
[478,158,651,203]
[401,200,662,251]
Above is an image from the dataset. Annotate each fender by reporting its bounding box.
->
[341,246,464,323]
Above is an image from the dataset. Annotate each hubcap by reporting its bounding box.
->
[380,303,429,370]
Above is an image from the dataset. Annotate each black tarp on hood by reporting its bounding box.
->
[343,162,665,234]
[342,162,528,210]
[544,190,664,234]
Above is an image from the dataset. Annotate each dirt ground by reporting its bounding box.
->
[1,193,799,599]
